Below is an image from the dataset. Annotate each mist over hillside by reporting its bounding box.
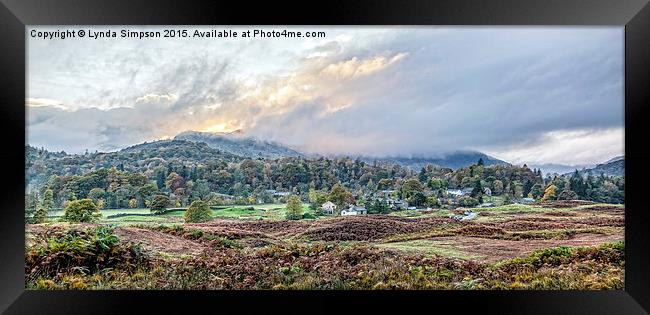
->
[174,130,304,159]
[173,130,509,170]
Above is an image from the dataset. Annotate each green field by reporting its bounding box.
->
[47,203,315,224]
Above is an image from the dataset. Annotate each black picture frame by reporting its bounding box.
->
[1,0,649,314]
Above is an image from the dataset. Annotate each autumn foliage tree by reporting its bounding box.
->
[541,184,557,202]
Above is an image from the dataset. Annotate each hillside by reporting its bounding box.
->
[25,140,243,189]
[566,156,624,177]
[120,139,242,162]
[174,131,304,159]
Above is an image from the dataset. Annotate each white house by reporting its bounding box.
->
[321,201,337,215]
[341,205,367,216]
[447,189,464,197]
[483,187,492,196]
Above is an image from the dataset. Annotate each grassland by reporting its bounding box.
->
[26,201,624,290]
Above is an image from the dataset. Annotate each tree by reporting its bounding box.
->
[285,195,303,220]
[418,168,428,183]
[310,193,328,215]
[541,184,557,202]
[408,191,427,207]
[427,178,444,190]
[61,199,101,223]
[377,179,393,190]
[401,178,424,200]
[458,196,479,207]
[128,198,138,208]
[150,195,170,214]
[165,172,185,192]
[33,206,48,224]
[557,189,578,200]
[42,189,54,211]
[502,193,513,205]
[513,182,524,199]
[33,189,55,224]
[569,170,587,199]
[477,158,484,166]
[26,191,39,212]
[529,183,544,199]
[471,180,483,200]
[87,188,105,203]
[368,199,390,214]
[328,184,354,209]
[138,183,159,202]
[426,196,440,208]
[492,180,504,195]
[184,200,212,223]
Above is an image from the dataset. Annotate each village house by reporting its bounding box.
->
[264,189,292,197]
[376,190,396,198]
[483,187,492,196]
[341,205,367,216]
[447,189,464,197]
[321,201,337,215]
[521,197,535,204]
[386,198,408,210]
[214,193,236,201]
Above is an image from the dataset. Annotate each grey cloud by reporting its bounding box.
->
[27,27,624,164]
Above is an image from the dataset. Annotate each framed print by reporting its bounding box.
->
[1,0,649,314]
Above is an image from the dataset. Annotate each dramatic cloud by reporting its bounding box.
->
[27,26,624,165]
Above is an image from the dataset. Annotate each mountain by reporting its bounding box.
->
[603,156,624,164]
[359,151,509,170]
[174,131,304,159]
[564,156,624,177]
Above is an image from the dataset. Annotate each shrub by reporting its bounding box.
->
[150,195,170,214]
[185,201,212,223]
[61,199,101,223]
[302,213,316,219]
[26,226,146,279]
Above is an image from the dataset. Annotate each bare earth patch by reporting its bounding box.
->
[426,233,624,263]
[114,227,207,258]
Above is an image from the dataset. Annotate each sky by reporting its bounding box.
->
[26,26,624,166]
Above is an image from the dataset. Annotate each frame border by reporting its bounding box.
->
[1,0,649,314]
